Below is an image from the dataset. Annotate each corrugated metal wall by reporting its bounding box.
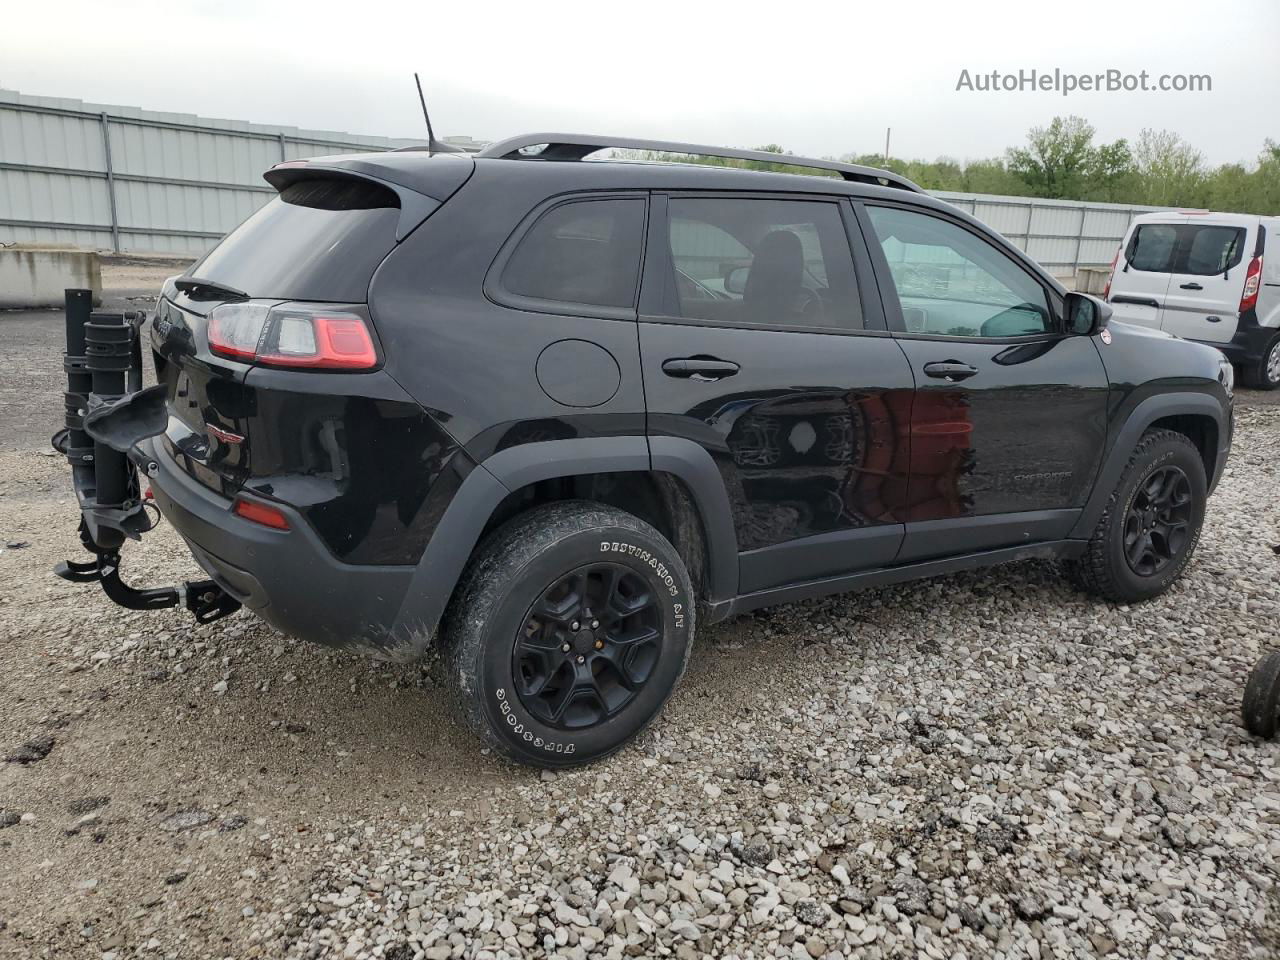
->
[933,191,1169,274]
[1,88,1171,269]
[0,88,431,255]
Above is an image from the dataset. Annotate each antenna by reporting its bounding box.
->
[414,73,436,155]
[411,73,463,155]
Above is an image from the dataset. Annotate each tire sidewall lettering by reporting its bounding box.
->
[482,529,691,762]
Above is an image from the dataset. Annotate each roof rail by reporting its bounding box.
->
[476,133,923,193]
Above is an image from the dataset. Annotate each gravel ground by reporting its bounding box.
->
[2,268,1279,959]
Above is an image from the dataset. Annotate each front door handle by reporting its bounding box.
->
[662,357,740,381]
[923,361,979,382]
[1179,282,1203,290]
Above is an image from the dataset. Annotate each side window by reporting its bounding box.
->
[1126,224,1178,272]
[1181,225,1245,276]
[502,198,645,310]
[664,198,862,330]
[865,205,1053,339]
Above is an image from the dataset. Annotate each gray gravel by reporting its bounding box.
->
[2,279,1279,957]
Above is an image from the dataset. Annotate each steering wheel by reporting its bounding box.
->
[798,288,827,324]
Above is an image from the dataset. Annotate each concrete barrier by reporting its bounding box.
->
[0,247,101,309]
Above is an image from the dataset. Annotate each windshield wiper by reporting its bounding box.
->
[173,277,250,301]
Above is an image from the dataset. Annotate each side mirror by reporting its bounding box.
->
[1065,292,1112,336]
[724,266,750,296]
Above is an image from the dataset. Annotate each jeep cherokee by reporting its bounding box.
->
[54,133,1235,767]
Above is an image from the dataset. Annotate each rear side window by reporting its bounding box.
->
[1127,224,1178,272]
[664,197,862,330]
[1126,223,1246,276]
[1184,225,1244,274]
[191,176,408,302]
[501,198,646,310]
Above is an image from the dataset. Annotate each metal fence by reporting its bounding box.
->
[1,88,1169,269]
[0,89,478,256]
[932,191,1168,278]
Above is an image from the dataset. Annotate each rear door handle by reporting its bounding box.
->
[662,357,740,381]
[1179,282,1204,290]
[922,361,979,382]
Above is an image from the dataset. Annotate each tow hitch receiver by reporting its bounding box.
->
[55,524,242,623]
[52,288,242,625]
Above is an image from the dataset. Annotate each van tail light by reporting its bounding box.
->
[208,302,379,370]
[233,497,291,530]
[1240,256,1263,313]
[1102,248,1120,300]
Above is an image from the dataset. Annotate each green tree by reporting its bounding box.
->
[960,158,1034,196]
[624,130,1280,215]
[1132,128,1206,206]
[1006,116,1099,198]
[1081,139,1138,203]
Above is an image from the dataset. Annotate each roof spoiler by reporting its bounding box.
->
[476,133,923,193]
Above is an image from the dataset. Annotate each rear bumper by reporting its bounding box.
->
[134,436,414,655]
[1212,310,1276,364]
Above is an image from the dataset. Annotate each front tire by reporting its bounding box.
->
[440,501,695,767]
[1243,332,1280,391]
[1066,429,1207,603]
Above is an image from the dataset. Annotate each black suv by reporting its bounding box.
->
[57,133,1234,767]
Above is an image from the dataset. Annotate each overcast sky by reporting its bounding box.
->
[3,0,1278,166]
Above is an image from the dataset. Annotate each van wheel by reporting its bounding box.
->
[440,501,694,767]
[1243,333,1280,390]
[1065,429,1206,603]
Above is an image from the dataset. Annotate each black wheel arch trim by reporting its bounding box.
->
[387,435,738,656]
[1069,392,1230,540]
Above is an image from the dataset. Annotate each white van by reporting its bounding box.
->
[1105,211,1280,389]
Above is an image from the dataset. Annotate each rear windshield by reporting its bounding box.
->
[189,177,404,302]
[1126,222,1247,276]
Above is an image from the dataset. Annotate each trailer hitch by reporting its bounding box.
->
[54,523,241,624]
[51,289,242,627]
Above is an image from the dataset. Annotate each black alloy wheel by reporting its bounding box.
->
[1122,465,1193,576]
[513,564,662,729]
[441,501,694,767]
[1065,429,1206,603]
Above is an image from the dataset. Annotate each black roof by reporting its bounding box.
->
[267,132,926,202]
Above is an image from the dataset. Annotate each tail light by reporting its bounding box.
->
[1240,256,1263,313]
[208,302,379,370]
[1102,248,1120,300]
[233,497,290,530]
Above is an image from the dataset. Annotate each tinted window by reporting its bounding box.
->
[1126,223,1246,276]
[191,177,408,302]
[1183,225,1245,275]
[1127,224,1178,272]
[503,199,645,310]
[665,198,862,330]
[866,205,1052,338]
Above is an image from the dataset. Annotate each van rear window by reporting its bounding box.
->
[189,176,406,303]
[1126,223,1246,276]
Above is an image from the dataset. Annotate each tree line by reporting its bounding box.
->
[638,116,1280,214]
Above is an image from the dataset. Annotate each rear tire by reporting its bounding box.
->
[440,501,694,767]
[1065,429,1206,603]
[1242,332,1280,390]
